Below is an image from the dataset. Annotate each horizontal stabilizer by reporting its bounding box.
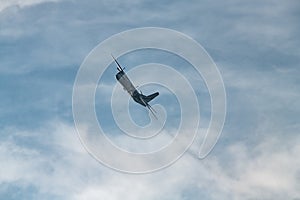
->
[144,92,159,103]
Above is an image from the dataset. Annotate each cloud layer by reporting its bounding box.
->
[1,120,299,199]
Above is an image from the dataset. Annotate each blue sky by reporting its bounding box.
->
[0,0,300,199]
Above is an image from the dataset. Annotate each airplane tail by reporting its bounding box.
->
[144,92,159,103]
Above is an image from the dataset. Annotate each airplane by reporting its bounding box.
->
[111,54,159,119]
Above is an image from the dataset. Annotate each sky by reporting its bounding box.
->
[0,0,300,199]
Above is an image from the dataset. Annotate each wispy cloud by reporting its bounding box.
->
[0,0,60,12]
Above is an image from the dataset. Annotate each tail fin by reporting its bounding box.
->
[144,92,159,103]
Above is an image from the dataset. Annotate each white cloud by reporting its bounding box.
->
[0,122,97,197]
[211,137,300,199]
[1,120,299,199]
[0,0,59,12]
[71,133,300,200]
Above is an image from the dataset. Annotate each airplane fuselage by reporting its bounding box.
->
[116,70,147,107]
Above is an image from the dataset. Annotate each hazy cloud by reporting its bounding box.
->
[0,0,60,12]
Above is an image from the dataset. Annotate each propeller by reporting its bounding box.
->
[111,54,124,72]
